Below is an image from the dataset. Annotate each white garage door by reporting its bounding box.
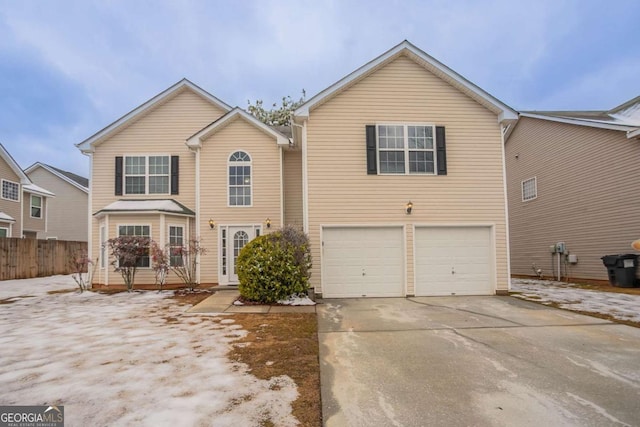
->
[322,227,404,298]
[415,226,493,296]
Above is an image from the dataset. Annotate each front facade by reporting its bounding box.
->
[25,163,89,241]
[0,143,54,238]
[293,42,516,297]
[79,41,516,296]
[505,98,640,282]
[77,81,289,286]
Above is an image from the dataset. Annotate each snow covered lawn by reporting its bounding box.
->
[0,275,299,426]
[512,278,640,325]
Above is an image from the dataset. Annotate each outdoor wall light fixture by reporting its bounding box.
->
[406,201,413,214]
[265,218,271,228]
[209,219,215,229]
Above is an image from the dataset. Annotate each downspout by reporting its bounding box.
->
[301,121,309,234]
[194,146,201,284]
[500,123,512,292]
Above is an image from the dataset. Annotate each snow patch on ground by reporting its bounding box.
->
[277,295,316,306]
[512,279,640,324]
[0,275,299,426]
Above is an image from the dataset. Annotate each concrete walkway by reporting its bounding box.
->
[187,288,316,313]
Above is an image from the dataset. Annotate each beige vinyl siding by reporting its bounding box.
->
[90,88,226,278]
[306,55,508,295]
[198,118,283,284]
[506,117,640,281]
[93,213,190,286]
[22,193,46,233]
[28,167,88,241]
[0,157,22,236]
[283,149,303,228]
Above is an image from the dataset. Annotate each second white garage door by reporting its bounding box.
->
[415,226,493,296]
[322,227,404,298]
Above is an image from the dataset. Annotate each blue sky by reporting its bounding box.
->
[1,0,639,176]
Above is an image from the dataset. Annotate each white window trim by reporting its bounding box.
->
[30,194,43,219]
[168,224,185,267]
[123,154,171,196]
[46,236,58,240]
[522,177,537,202]
[116,223,152,269]
[1,179,20,202]
[376,123,437,175]
[0,226,9,237]
[227,150,253,207]
[100,225,107,269]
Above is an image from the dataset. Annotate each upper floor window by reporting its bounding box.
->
[378,124,436,174]
[124,155,169,195]
[1,179,19,201]
[228,151,251,206]
[30,195,42,218]
[522,177,537,201]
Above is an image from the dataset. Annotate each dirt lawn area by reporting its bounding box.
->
[0,275,320,426]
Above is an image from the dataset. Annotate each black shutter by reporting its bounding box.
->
[115,156,123,195]
[436,126,447,175]
[170,155,179,195]
[366,125,377,175]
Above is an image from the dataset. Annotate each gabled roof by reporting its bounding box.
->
[76,79,232,153]
[94,199,195,217]
[293,40,518,124]
[186,107,290,148]
[520,95,640,139]
[0,143,30,184]
[25,162,89,193]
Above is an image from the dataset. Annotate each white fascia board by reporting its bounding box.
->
[77,79,232,153]
[186,108,289,148]
[520,112,636,132]
[627,127,640,139]
[25,162,89,194]
[23,183,55,197]
[294,40,518,123]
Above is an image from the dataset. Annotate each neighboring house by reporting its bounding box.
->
[78,40,517,296]
[25,162,89,241]
[505,96,640,282]
[0,143,55,238]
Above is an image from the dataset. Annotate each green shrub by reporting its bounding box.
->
[237,227,312,303]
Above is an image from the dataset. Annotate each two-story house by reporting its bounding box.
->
[78,41,517,296]
[25,163,89,241]
[505,96,640,282]
[0,143,55,238]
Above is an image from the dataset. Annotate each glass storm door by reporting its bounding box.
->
[229,227,251,283]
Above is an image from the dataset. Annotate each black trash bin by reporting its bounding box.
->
[600,255,619,285]
[614,254,638,288]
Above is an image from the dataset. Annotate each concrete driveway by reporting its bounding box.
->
[317,296,640,426]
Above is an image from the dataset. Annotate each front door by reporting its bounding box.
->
[229,226,253,283]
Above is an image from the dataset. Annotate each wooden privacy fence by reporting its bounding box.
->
[0,238,88,281]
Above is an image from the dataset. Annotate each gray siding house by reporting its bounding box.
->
[25,163,89,241]
[505,96,640,282]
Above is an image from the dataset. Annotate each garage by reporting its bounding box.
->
[415,226,494,296]
[322,226,404,298]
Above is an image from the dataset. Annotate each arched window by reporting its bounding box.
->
[228,151,251,206]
